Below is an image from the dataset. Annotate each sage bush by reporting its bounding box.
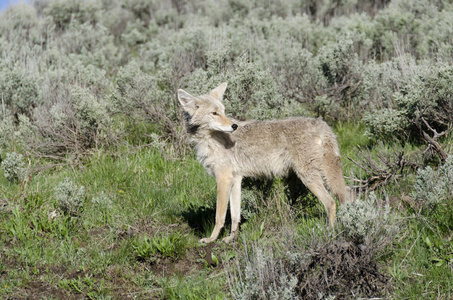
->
[1,0,452,159]
[54,177,85,216]
[1,152,26,183]
[413,156,453,233]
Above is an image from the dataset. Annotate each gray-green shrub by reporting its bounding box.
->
[91,192,112,209]
[412,156,453,233]
[0,67,40,117]
[414,156,453,205]
[54,177,85,215]
[0,111,14,149]
[1,152,26,183]
[337,192,394,244]
[31,84,113,157]
[0,0,452,160]
[364,60,453,146]
[227,245,298,300]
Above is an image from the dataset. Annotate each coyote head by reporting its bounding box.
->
[178,83,238,133]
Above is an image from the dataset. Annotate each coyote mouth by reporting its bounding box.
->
[209,124,237,133]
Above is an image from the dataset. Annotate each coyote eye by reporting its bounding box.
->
[212,112,218,115]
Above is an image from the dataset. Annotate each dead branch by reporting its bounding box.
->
[347,145,415,191]
[419,117,451,163]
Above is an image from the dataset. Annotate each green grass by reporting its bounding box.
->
[1,124,453,299]
[0,147,220,298]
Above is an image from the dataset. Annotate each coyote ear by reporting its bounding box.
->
[178,89,198,114]
[210,82,228,100]
[178,89,195,106]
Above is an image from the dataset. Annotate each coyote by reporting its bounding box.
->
[178,83,351,244]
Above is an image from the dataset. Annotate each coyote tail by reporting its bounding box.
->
[322,134,351,204]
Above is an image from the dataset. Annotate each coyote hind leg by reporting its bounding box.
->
[296,172,337,227]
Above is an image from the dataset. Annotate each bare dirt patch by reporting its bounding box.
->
[19,280,73,300]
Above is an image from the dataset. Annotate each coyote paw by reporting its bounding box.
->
[199,237,215,244]
[221,235,236,244]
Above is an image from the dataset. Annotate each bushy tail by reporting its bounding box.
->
[322,135,352,205]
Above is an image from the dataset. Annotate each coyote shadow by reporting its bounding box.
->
[181,172,322,236]
[243,172,320,213]
[180,204,231,236]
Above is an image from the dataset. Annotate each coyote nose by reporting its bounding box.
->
[232,124,238,131]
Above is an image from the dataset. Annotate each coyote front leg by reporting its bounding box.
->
[222,175,242,243]
[199,173,233,244]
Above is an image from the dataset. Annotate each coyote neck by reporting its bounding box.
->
[190,128,235,176]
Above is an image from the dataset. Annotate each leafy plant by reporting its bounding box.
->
[132,231,189,260]
[132,234,154,261]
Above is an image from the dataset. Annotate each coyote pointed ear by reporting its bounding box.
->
[178,89,198,114]
[210,82,228,101]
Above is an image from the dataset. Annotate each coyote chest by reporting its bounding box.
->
[194,132,235,176]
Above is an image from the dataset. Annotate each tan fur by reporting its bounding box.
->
[178,83,352,244]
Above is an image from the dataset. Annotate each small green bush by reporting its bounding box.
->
[91,192,112,209]
[337,192,393,244]
[413,156,453,233]
[227,246,298,300]
[0,111,14,149]
[54,177,85,215]
[1,152,26,183]
[363,107,409,139]
[0,67,40,117]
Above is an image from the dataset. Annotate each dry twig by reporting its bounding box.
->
[347,145,415,191]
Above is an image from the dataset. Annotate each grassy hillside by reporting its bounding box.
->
[1,0,452,298]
